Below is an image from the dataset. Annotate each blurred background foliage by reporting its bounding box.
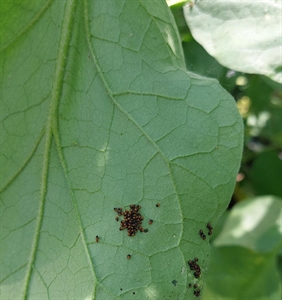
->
[169,1,282,299]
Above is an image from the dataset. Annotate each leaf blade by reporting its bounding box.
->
[183,0,282,83]
[0,0,243,299]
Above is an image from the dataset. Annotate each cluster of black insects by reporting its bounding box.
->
[113,203,160,259]
[199,222,213,240]
[187,222,214,297]
[188,257,201,297]
[99,205,212,299]
[188,257,201,279]
[114,203,158,238]
[188,282,201,297]
[114,204,144,236]
[94,203,158,245]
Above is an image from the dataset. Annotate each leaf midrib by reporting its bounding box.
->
[22,0,77,299]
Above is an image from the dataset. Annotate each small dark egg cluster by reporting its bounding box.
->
[114,204,144,237]
[188,257,201,279]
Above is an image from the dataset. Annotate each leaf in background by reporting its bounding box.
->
[244,76,282,148]
[183,0,282,83]
[202,246,282,300]
[203,196,282,299]
[213,196,282,252]
[0,0,243,299]
[250,152,282,198]
[246,76,278,114]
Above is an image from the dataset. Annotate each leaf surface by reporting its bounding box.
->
[183,0,282,83]
[0,0,243,299]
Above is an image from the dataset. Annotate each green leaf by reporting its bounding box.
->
[202,246,282,300]
[204,196,282,299]
[246,76,279,114]
[213,196,282,252]
[249,152,282,198]
[0,0,243,299]
[183,0,282,83]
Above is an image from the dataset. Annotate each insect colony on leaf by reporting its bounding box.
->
[111,202,212,298]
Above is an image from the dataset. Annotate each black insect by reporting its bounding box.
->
[96,235,99,243]
[207,222,213,230]
[199,229,206,240]
[194,289,201,297]
[156,203,160,207]
[149,219,153,225]
[127,254,131,259]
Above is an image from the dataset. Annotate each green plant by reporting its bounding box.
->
[169,1,282,299]
[0,1,258,299]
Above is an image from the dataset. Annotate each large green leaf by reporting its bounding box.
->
[203,196,282,300]
[0,0,243,299]
[213,196,282,253]
[202,246,282,300]
[183,0,282,84]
